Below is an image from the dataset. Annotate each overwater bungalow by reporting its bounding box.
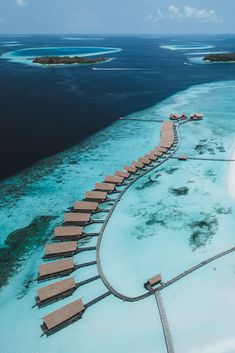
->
[131,161,145,169]
[151,149,164,157]
[54,226,84,241]
[104,175,124,184]
[138,157,151,165]
[170,113,187,120]
[74,201,98,213]
[95,182,116,192]
[36,278,77,306]
[41,299,85,335]
[64,212,91,225]
[123,165,138,174]
[160,141,173,149]
[157,147,168,153]
[144,153,158,161]
[144,274,162,290]
[85,191,108,202]
[38,259,75,281]
[178,155,188,161]
[44,241,78,259]
[190,113,203,120]
[114,170,130,179]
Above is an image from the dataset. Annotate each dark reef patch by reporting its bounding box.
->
[145,212,167,227]
[169,187,189,196]
[215,206,232,215]
[204,168,217,182]
[164,167,178,175]
[135,179,158,191]
[216,145,225,153]
[0,215,56,289]
[17,273,35,299]
[194,138,225,156]
[133,224,155,239]
[188,214,218,250]
[131,202,185,239]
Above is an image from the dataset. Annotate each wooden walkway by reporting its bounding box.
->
[77,275,100,288]
[155,291,175,353]
[161,245,235,290]
[96,244,235,303]
[171,156,235,162]
[86,291,111,308]
[95,122,182,302]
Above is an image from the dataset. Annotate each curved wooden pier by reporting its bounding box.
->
[95,121,182,300]
[95,244,235,303]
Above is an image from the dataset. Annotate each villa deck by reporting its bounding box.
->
[44,241,78,259]
[144,154,158,161]
[115,170,130,179]
[178,155,188,161]
[38,259,75,281]
[36,278,76,306]
[104,175,124,184]
[95,182,116,192]
[54,226,84,241]
[41,299,85,335]
[152,150,164,157]
[123,165,138,174]
[138,157,151,165]
[144,274,162,290]
[131,161,145,169]
[85,191,108,201]
[170,113,187,120]
[190,113,203,120]
[64,213,91,225]
[74,201,99,213]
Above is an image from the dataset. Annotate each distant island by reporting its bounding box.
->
[32,56,109,65]
[203,53,235,62]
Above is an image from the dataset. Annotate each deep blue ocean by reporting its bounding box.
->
[1,34,235,180]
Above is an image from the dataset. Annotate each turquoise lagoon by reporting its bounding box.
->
[1,46,122,66]
[1,81,235,353]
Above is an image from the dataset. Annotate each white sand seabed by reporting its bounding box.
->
[227,142,235,199]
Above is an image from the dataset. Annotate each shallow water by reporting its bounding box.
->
[163,252,235,353]
[1,79,235,352]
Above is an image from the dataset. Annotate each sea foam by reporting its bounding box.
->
[160,44,215,51]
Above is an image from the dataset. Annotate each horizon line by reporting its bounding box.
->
[1,32,235,36]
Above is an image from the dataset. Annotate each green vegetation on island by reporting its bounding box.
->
[32,56,109,65]
[203,53,235,62]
